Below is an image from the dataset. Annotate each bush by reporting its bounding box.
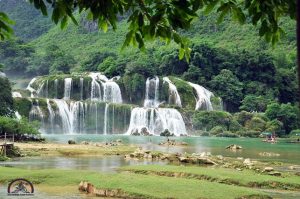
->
[238,130,261,138]
[210,126,224,135]
[215,131,239,138]
[193,111,233,131]
[290,129,300,137]
[245,117,266,132]
[0,116,40,137]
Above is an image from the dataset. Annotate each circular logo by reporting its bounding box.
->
[7,178,34,196]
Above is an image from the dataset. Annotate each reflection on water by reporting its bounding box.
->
[0,156,167,172]
[44,134,300,164]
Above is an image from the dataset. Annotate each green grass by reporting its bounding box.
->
[0,166,269,199]
[120,165,300,190]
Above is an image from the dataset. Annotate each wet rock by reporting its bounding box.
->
[263,167,274,172]
[197,157,217,165]
[141,127,151,136]
[160,129,174,137]
[80,141,89,145]
[268,171,281,176]
[243,158,253,166]
[78,181,88,192]
[87,183,95,194]
[116,139,122,143]
[178,156,189,163]
[226,144,242,150]
[159,139,188,146]
[68,140,76,145]
[259,152,280,157]
[216,155,224,160]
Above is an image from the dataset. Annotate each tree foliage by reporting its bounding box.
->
[0,0,297,60]
[0,77,13,117]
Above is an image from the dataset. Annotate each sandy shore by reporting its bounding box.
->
[14,142,137,157]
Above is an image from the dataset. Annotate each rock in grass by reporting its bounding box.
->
[68,140,76,144]
[263,167,274,172]
[268,171,281,176]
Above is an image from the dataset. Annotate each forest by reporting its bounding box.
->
[0,0,299,137]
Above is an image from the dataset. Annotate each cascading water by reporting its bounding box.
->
[188,82,213,111]
[103,82,122,103]
[26,77,37,97]
[80,78,84,100]
[46,99,55,133]
[53,99,72,134]
[21,73,215,136]
[64,78,72,100]
[126,108,186,136]
[163,77,182,107]
[144,76,160,108]
[29,99,45,132]
[126,76,187,136]
[12,92,22,98]
[103,103,109,135]
[54,79,58,99]
[15,111,22,120]
[90,73,102,101]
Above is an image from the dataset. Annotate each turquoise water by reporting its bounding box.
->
[44,134,300,164]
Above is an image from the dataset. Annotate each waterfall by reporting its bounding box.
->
[54,79,58,99]
[188,82,213,111]
[26,77,37,98]
[126,76,188,136]
[103,103,109,135]
[163,77,182,107]
[80,77,84,100]
[29,99,45,132]
[103,81,122,103]
[53,99,72,134]
[126,108,186,136]
[15,111,22,120]
[90,73,102,101]
[70,101,85,134]
[64,78,72,100]
[12,92,22,98]
[46,99,55,133]
[144,76,160,108]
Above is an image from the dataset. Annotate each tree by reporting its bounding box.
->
[0,0,296,60]
[0,0,298,106]
[240,95,271,112]
[265,102,300,134]
[209,69,243,112]
[0,77,14,117]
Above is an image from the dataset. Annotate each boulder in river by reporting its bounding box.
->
[160,129,174,137]
[226,144,242,150]
[68,140,76,145]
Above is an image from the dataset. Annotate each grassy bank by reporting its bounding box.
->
[120,165,300,191]
[0,166,270,199]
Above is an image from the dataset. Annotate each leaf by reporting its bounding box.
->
[204,1,218,15]
[60,16,68,29]
[179,48,185,60]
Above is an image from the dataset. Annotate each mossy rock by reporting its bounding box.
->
[169,76,196,110]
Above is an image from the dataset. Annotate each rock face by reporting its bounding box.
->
[226,144,242,150]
